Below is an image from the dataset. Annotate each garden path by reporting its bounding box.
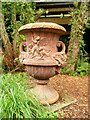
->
[49,74,88,118]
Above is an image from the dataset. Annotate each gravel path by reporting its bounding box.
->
[49,74,88,119]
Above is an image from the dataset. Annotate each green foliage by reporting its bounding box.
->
[19,34,26,41]
[75,42,89,76]
[61,56,89,76]
[2,2,44,41]
[70,2,88,42]
[76,60,89,76]
[2,2,44,71]
[86,17,90,28]
[61,37,89,76]
[61,67,78,76]
[0,73,58,119]
[66,2,89,72]
[71,2,88,43]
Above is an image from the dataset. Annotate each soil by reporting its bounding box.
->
[49,74,89,119]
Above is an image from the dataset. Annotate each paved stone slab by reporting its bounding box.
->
[45,95,77,112]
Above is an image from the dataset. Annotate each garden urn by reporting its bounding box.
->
[18,22,67,105]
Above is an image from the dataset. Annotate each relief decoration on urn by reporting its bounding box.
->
[18,22,67,105]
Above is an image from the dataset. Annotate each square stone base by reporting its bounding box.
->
[45,95,77,112]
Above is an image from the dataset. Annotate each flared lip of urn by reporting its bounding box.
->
[18,22,66,34]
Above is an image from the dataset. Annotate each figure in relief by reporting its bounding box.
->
[28,36,50,59]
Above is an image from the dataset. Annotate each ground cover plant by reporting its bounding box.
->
[0,72,58,119]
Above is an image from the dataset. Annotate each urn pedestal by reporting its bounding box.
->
[18,22,67,105]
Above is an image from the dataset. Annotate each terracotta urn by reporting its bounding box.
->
[18,22,67,105]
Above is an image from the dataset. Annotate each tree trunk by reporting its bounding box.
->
[66,33,80,71]
[1,2,15,70]
[66,2,88,71]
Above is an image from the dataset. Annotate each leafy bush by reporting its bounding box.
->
[0,73,58,119]
[76,57,89,76]
[61,67,78,76]
[61,36,89,76]
[61,57,89,76]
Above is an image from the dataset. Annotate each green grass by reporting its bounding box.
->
[0,72,58,119]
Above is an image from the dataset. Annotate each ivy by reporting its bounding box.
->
[70,2,88,41]
[64,2,89,74]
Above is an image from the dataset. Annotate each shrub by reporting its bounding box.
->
[0,73,58,119]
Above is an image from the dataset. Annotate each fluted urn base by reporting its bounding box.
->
[31,80,59,105]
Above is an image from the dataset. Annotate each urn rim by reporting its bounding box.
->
[18,22,66,34]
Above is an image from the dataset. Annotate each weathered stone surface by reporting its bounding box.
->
[19,22,67,105]
[18,22,66,34]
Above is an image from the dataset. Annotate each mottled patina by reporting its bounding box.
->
[19,22,67,105]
